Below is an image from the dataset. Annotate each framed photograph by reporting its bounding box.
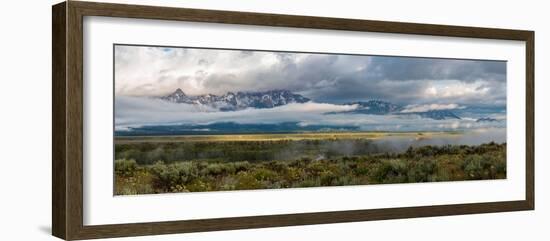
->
[52,1,534,240]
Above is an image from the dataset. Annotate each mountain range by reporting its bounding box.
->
[161,88,310,111]
[476,117,499,122]
[160,89,461,120]
[325,100,461,120]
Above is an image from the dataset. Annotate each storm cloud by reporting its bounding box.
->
[114,45,506,107]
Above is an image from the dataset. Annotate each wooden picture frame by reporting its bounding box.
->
[52,1,534,240]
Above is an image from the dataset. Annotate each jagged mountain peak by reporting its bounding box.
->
[476,117,498,122]
[161,89,310,111]
[343,100,403,114]
[161,88,190,103]
[331,100,460,120]
[160,89,461,120]
[410,110,461,120]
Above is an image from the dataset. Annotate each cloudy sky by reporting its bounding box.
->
[114,45,506,131]
[115,45,506,107]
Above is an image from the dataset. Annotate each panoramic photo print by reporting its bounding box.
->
[114,45,507,195]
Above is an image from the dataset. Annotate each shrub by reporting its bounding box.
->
[407,159,436,182]
[295,177,321,188]
[235,172,262,190]
[252,168,278,182]
[114,159,137,177]
[233,161,251,173]
[369,159,408,184]
[319,170,338,186]
[202,163,235,176]
[463,155,484,180]
[186,178,211,192]
[114,141,507,194]
[149,161,199,192]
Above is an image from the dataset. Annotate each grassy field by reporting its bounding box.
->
[115,131,460,144]
[114,132,505,195]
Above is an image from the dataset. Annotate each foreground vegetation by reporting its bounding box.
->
[115,140,506,195]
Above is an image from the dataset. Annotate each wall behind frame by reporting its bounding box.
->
[0,0,547,240]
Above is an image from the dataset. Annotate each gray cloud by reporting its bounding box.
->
[363,56,505,83]
[115,45,506,107]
